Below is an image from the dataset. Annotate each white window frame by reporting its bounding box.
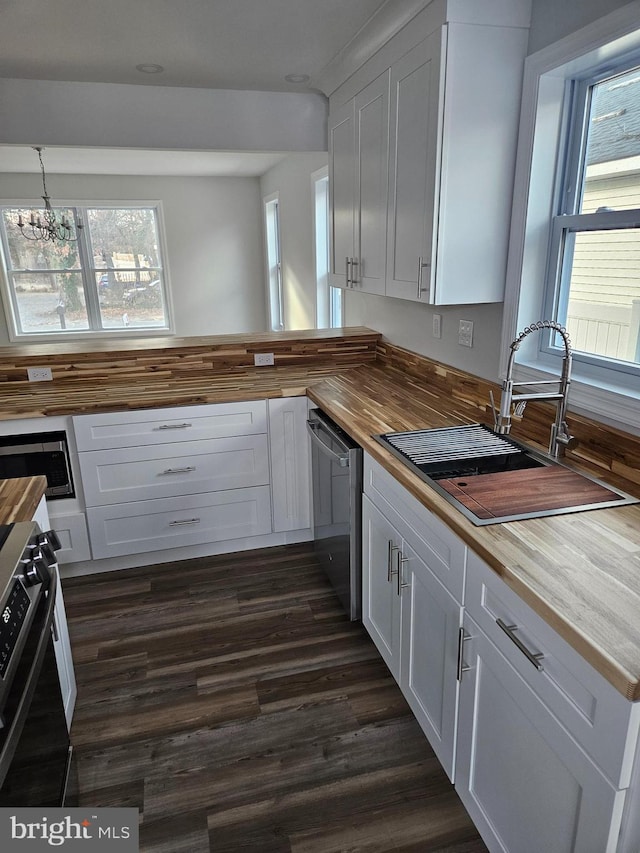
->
[503,2,640,435]
[312,166,343,329]
[263,192,284,331]
[0,199,174,342]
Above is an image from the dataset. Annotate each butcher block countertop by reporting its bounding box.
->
[0,476,47,523]
[0,330,639,702]
[307,367,640,703]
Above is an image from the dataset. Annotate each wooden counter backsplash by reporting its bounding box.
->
[0,328,380,387]
[377,341,640,497]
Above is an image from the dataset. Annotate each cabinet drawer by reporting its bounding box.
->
[73,400,267,450]
[466,551,639,789]
[87,486,272,558]
[364,453,466,601]
[79,435,270,506]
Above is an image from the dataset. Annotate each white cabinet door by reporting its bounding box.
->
[328,99,356,289]
[455,614,625,853]
[386,29,443,303]
[362,495,401,680]
[32,496,77,730]
[329,71,389,295]
[399,539,461,781]
[268,397,310,533]
[353,70,389,297]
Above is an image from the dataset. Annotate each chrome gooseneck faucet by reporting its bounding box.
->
[490,320,576,458]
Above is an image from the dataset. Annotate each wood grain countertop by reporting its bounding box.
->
[0,476,47,523]
[307,366,640,703]
[0,343,638,703]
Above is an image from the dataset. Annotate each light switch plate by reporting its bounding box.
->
[458,320,474,347]
[433,313,442,339]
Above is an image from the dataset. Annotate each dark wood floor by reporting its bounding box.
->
[63,543,488,853]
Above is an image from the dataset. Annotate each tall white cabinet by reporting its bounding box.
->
[327,0,530,304]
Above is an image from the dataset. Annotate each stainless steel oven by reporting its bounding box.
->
[307,408,362,620]
[0,432,74,499]
[0,521,73,806]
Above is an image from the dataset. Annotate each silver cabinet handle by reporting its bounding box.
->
[168,517,201,526]
[345,256,351,287]
[457,627,472,681]
[157,423,192,430]
[160,466,196,475]
[387,540,399,581]
[350,257,358,286]
[417,256,430,299]
[397,553,411,595]
[496,618,544,671]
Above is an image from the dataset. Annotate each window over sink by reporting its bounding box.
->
[503,6,640,433]
[0,203,172,340]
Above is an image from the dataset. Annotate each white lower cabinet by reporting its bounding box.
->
[362,488,462,780]
[362,452,640,852]
[268,397,310,533]
[32,496,77,730]
[455,552,640,853]
[455,612,624,853]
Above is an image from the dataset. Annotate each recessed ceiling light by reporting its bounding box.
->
[136,63,164,74]
[284,73,310,84]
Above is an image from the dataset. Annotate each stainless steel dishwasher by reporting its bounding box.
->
[307,408,362,620]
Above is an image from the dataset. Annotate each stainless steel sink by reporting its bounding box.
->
[374,423,639,525]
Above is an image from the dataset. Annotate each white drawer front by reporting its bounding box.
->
[363,453,466,601]
[79,435,270,506]
[466,551,639,789]
[73,400,267,450]
[87,486,272,558]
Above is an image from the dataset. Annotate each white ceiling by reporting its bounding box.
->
[0,0,389,177]
[0,0,387,92]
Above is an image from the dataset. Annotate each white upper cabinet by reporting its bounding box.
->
[328,3,529,305]
[329,71,389,296]
[385,30,442,303]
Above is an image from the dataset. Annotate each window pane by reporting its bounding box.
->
[1,208,81,270]
[582,68,640,213]
[562,228,640,363]
[13,272,89,333]
[87,208,162,268]
[97,271,168,329]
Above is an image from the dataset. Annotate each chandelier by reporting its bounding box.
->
[16,147,83,242]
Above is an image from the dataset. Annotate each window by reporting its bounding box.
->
[313,169,343,328]
[0,204,171,339]
[546,64,640,372]
[503,6,640,431]
[264,193,284,331]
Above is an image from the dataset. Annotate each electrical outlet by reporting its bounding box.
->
[254,353,275,366]
[432,313,442,339]
[27,366,53,382]
[458,320,474,348]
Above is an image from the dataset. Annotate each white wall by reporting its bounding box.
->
[0,172,266,344]
[0,79,328,152]
[527,0,633,53]
[260,153,328,331]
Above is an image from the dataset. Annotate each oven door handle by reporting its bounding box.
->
[0,569,57,787]
[306,419,350,468]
